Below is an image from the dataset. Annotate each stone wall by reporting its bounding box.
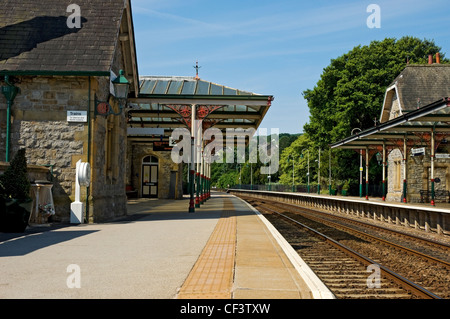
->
[387,148,449,203]
[0,76,90,221]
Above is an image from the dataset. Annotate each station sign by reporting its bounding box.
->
[127,127,164,136]
[67,110,87,122]
[153,141,173,151]
[411,147,425,156]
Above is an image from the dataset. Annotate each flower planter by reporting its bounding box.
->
[0,199,31,233]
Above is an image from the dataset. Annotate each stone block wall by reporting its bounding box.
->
[0,73,129,222]
[0,75,90,221]
[387,147,449,203]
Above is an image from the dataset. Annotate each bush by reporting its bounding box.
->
[0,149,31,232]
[0,149,31,202]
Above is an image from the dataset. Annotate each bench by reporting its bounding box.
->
[419,190,450,203]
[126,185,138,199]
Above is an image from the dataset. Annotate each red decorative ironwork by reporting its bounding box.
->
[196,105,223,120]
[165,104,225,131]
[165,104,192,128]
[413,132,449,151]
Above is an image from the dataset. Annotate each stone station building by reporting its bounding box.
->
[331,57,450,205]
[0,0,139,222]
[0,0,273,223]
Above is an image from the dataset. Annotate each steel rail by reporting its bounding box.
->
[265,200,450,268]
[242,195,450,256]
[259,205,442,299]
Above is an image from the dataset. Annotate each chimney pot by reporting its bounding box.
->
[436,52,441,64]
[428,54,433,64]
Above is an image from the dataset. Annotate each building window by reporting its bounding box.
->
[393,160,401,191]
[143,155,158,164]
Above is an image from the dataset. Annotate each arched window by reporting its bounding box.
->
[142,156,158,164]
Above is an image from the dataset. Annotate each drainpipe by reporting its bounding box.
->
[86,76,92,222]
[1,76,20,162]
[402,135,407,203]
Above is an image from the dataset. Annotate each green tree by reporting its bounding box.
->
[302,36,447,192]
[303,36,447,147]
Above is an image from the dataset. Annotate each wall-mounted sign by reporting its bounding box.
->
[411,147,425,156]
[153,141,173,151]
[127,127,164,136]
[67,110,87,122]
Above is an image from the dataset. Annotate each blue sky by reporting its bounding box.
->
[130,0,450,134]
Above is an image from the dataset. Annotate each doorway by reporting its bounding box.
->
[142,155,158,198]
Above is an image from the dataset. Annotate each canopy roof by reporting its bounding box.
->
[331,98,450,151]
[127,76,274,143]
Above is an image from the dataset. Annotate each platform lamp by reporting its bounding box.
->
[301,149,310,193]
[95,70,130,117]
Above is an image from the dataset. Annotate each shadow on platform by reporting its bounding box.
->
[0,229,98,257]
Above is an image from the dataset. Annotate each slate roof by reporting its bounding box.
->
[389,64,450,111]
[139,76,261,96]
[0,0,127,74]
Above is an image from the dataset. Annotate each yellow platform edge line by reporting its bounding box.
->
[176,200,237,299]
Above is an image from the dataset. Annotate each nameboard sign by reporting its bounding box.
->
[436,153,450,159]
[153,141,172,151]
[67,111,87,122]
[127,127,164,136]
[411,147,425,156]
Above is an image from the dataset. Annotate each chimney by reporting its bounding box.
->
[436,52,441,64]
[428,54,433,64]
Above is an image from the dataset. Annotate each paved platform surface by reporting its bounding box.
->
[0,192,328,299]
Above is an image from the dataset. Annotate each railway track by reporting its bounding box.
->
[237,195,449,299]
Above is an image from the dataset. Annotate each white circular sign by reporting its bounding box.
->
[78,162,91,187]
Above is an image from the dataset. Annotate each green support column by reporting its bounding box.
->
[329,149,332,195]
[431,127,436,206]
[402,136,407,203]
[359,150,363,198]
[189,105,196,213]
[1,76,19,162]
[382,141,386,201]
[365,147,369,200]
[195,172,200,208]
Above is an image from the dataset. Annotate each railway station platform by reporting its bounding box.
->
[0,192,333,299]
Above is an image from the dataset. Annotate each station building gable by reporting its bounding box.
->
[0,0,138,222]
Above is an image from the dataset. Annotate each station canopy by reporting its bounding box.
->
[127,76,274,144]
[330,97,450,153]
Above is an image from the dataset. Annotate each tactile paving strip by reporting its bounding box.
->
[177,200,236,299]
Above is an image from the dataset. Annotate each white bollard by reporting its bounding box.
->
[70,160,91,224]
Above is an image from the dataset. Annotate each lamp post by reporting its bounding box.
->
[95,70,130,117]
[317,147,321,194]
[352,128,363,198]
[250,162,253,190]
[239,164,242,190]
[287,155,296,192]
[329,149,332,195]
[301,149,310,193]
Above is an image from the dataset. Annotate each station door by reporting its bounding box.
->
[142,156,158,198]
